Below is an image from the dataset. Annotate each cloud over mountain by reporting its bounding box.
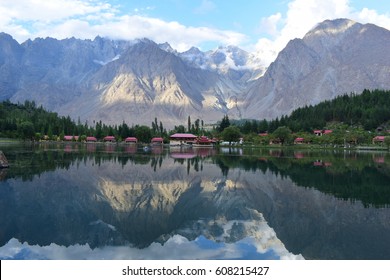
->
[0,18,390,127]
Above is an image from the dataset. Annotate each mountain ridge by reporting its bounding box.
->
[242,18,390,120]
[0,18,389,127]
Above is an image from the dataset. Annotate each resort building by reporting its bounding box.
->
[314,130,323,136]
[169,133,197,146]
[372,136,385,144]
[323,130,333,135]
[64,135,79,141]
[86,136,97,142]
[151,137,164,145]
[125,137,138,144]
[294,137,305,144]
[193,136,215,147]
[103,136,116,142]
[314,129,333,136]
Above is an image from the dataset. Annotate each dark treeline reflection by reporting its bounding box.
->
[2,143,167,181]
[2,143,390,207]
[215,148,390,208]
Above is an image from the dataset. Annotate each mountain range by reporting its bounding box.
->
[0,18,389,127]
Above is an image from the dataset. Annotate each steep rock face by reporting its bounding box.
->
[243,19,390,120]
[1,18,390,126]
[10,36,133,110]
[0,35,253,127]
[0,33,24,100]
[59,39,247,126]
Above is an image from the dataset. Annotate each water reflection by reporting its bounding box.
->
[0,143,390,260]
[1,213,303,260]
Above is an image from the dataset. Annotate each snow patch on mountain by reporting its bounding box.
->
[93,54,121,65]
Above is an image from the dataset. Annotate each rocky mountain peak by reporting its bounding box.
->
[0,18,389,128]
[158,42,177,54]
[243,18,390,120]
[307,18,358,36]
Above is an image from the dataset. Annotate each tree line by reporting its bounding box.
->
[236,89,390,134]
[0,100,214,142]
[1,89,389,145]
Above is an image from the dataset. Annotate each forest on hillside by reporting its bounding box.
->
[268,89,390,133]
[0,89,389,144]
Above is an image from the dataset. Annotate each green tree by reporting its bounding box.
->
[159,121,164,135]
[272,126,292,145]
[187,116,191,133]
[384,136,390,149]
[221,126,241,144]
[173,125,186,133]
[34,132,42,141]
[218,115,230,132]
[18,121,35,140]
[258,119,269,133]
[135,125,152,143]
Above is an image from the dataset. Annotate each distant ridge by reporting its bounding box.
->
[0,18,389,127]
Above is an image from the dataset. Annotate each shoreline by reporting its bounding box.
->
[1,139,389,153]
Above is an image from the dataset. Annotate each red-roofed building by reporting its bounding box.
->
[103,136,116,142]
[323,130,333,134]
[64,135,79,141]
[169,133,197,146]
[294,137,305,144]
[314,130,323,136]
[314,130,332,136]
[86,136,97,142]
[125,137,137,143]
[151,137,164,145]
[193,136,214,147]
[373,136,385,144]
[63,135,73,141]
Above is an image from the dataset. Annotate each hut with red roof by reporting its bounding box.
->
[64,135,79,141]
[125,137,138,144]
[294,137,305,144]
[103,136,116,142]
[86,136,97,142]
[372,136,385,144]
[151,137,164,145]
[63,135,73,141]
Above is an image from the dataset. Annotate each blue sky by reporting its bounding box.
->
[0,0,389,65]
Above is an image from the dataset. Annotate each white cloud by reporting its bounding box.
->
[0,222,304,260]
[0,0,113,22]
[357,7,390,28]
[23,13,247,52]
[0,0,116,41]
[0,0,245,52]
[259,13,283,37]
[254,0,390,67]
[1,0,389,63]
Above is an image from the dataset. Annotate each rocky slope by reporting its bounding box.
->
[243,19,390,119]
[0,18,389,126]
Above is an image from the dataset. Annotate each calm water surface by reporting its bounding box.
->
[0,143,389,260]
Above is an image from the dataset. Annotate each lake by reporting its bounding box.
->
[0,142,389,260]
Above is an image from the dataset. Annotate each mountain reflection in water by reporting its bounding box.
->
[0,143,390,260]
